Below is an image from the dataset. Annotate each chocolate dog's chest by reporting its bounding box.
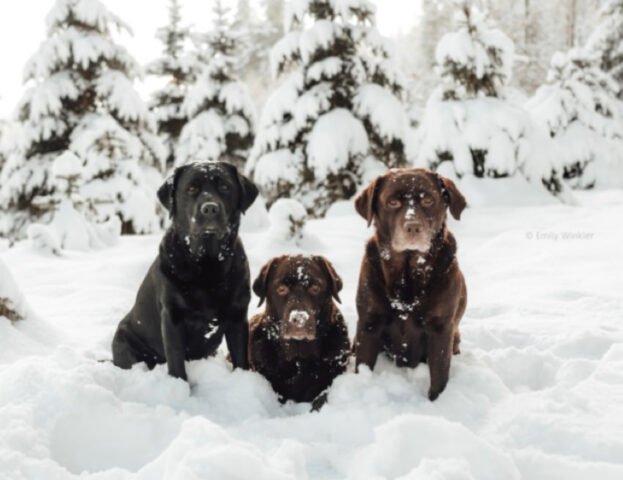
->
[387,275,432,325]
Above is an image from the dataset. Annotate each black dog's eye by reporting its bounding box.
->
[219,184,231,193]
[309,285,321,295]
[187,186,199,195]
[387,198,401,208]
[276,285,289,296]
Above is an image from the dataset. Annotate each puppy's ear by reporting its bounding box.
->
[222,162,259,213]
[355,175,384,227]
[253,258,278,307]
[436,175,467,220]
[314,256,343,304]
[158,166,187,218]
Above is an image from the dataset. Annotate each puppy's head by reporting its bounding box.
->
[253,255,342,342]
[158,161,258,253]
[355,168,466,253]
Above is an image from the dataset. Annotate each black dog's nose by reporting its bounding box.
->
[200,202,219,217]
[405,221,420,234]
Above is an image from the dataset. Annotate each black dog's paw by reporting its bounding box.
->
[310,391,328,412]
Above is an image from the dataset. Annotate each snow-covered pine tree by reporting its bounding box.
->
[0,0,164,239]
[232,0,286,106]
[175,0,255,170]
[411,1,568,199]
[147,0,196,170]
[527,49,623,188]
[435,2,514,101]
[586,0,623,99]
[248,0,408,216]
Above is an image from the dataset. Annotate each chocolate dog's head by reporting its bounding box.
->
[253,255,342,342]
[158,161,258,255]
[355,168,466,253]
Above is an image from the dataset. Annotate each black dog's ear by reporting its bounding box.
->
[314,256,343,304]
[222,162,259,213]
[253,258,278,307]
[355,174,385,227]
[435,174,467,220]
[157,165,188,218]
[238,172,259,213]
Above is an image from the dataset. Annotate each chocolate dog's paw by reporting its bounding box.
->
[428,386,445,401]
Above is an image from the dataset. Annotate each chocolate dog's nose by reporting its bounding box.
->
[405,221,420,234]
[200,202,219,217]
[289,310,310,326]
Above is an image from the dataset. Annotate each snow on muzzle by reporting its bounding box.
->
[282,309,316,341]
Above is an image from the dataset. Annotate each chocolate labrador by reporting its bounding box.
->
[353,168,467,400]
[249,255,350,408]
[112,161,258,380]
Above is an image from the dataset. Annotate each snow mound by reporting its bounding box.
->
[28,206,121,253]
[0,258,32,322]
[261,198,323,252]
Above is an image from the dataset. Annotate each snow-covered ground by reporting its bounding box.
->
[1,189,623,480]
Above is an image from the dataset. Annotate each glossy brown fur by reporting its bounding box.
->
[248,255,350,407]
[353,168,467,400]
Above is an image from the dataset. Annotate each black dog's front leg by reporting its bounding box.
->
[225,313,249,370]
[161,309,187,380]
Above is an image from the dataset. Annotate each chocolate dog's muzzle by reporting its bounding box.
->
[282,309,316,340]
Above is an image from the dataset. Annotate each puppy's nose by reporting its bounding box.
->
[404,221,420,234]
[200,202,219,217]
[289,310,310,327]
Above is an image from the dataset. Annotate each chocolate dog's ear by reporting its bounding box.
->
[314,256,343,304]
[157,165,188,218]
[253,258,278,307]
[436,174,467,220]
[355,175,384,226]
[222,162,259,213]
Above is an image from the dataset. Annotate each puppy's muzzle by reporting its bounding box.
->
[282,309,316,341]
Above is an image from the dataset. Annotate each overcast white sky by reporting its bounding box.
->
[0,0,421,117]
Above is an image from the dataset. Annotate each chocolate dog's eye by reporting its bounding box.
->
[309,285,321,295]
[387,198,401,208]
[219,184,230,192]
[421,196,434,207]
[276,285,289,296]
[187,186,199,195]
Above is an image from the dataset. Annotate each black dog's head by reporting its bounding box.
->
[253,255,342,343]
[158,161,258,256]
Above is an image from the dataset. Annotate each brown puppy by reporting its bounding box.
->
[249,255,350,408]
[353,168,467,401]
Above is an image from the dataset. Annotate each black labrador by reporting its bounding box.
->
[112,161,258,380]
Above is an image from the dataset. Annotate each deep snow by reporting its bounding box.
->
[1,189,623,479]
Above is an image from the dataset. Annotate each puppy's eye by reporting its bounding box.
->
[387,198,401,208]
[276,285,289,296]
[187,186,199,195]
[219,184,230,192]
[421,196,434,207]
[309,285,321,295]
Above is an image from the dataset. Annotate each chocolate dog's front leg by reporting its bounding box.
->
[427,323,454,401]
[354,313,384,371]
[161,308,187,380]
[225,312,249,370]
